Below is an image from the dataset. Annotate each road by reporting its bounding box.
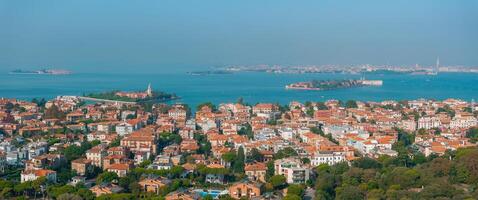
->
[77,96,137,105]
[304,187,316,200]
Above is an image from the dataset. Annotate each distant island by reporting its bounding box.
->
[187,70,233,75]
[10,69,72,75]
[286,79,383,91]
[85,84,178,103]
[223,60,478,75]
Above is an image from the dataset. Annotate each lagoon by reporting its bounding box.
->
[1,72,477,107]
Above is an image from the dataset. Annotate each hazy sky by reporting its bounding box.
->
[1,0,477,73]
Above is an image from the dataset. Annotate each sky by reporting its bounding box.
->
[1,0,477,73]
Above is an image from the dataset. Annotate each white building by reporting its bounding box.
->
[148,155,173,170]
[450,116,477,129]
[168,108,187,120]
[418,117,441,130]
[197,120,217,132]
[21,169,57,183]
[116,122,134,136]
[399,120,417,132]
[26,141,48,160]
[274,157,310,184]
[311,152,346,166]
[279,128,294,140]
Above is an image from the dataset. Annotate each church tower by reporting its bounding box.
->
[146,83,152,97]
[472,99,476,112]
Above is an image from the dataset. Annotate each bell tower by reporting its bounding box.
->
[146,83,152,97]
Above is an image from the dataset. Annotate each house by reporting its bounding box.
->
[88,122,115,133]
[244,162,267,182]
[279,128,295,140]
[253,103,279,119]
[106,163,131,177]
[418,117,441,130]
[87,131,108,142]
[121,130,157,158]
[148,155,173,170]
[311,152,346,166]
[168,108,187,120]
[70,176,86,186]
[134,151,149,165]
[90,184,123,197]
[115,122,134,136]
[228,182,263,200]
[138,177,171,194]
[205,164,226,184]
[107,146,129,157]
[121,110,136,121]
[86,145,107,167]
[25,153,65,170]
[25,141,48,160]
[274,157,310,184]
[165,191,196,200]
[450,116,478,129]
[179,127,195,140]
[180,139,200,153]
[21,169,57,183]
[71,158,92,176]
[102,154,130,170]
[125,119,145,131]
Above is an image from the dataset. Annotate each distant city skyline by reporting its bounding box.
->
[1,0,477,73]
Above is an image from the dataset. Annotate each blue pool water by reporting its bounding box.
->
[194,189,225,198]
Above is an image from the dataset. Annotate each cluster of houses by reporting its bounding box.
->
[0,96,477,199]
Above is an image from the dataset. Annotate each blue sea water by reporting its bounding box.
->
[0,72,477,107]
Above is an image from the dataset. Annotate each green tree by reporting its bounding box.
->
[287,184,304,197]
[57,193,83,200]
[109,137,121,147]
[197,102,216,111]
[75,188,95,200]
[269,175,287,189]
[345,100,358,108]
[317,102,328,110]
[466,127,478,143]
[233,146,245,173]
[247,148,264,163]
[238,124,254,139]
[283,194,301,200]
[44,104,66,119]
[274,147,298,159]
[203,194,214,200]
[352,157,382,169]
[306,106,315,117]
[221,151,237,163]
[419,182,463,199]
[47,185,77,199]
[266,161,274,181]
[96,172,119,184]
[336,185,365,200]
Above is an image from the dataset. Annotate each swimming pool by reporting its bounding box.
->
[194,189,228,199]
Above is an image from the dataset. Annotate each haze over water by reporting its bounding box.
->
[1,0,478,73]
[1,1,477,105]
